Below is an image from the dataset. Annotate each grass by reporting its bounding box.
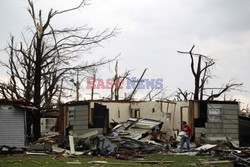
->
[0,154,233,167]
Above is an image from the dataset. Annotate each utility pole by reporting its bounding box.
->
[128,68,147,100]
[114,61,119,101]
[76,69,79,101]
[91,69,97,100]
[58,79,64,104]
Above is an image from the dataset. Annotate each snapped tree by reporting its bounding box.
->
[177,45,242,101]
[110,61,131,100]
[0,0,117,140]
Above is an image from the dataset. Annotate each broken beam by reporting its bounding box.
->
[133,160,175,164]
[201,160,233,165]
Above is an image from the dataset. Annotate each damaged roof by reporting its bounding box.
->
[0,99,37,110]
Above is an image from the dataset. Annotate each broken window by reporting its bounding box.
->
[207,105,222,122]
[68,106,75,120]
[131,109,140,118]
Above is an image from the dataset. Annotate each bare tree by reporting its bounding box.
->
[178,45,242,101]
[110,61,131,100]
[0,0,117,140]
[205,81,243,100]
[175,88,193,101]
[141,87,167,101]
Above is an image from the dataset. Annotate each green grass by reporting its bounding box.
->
[0,154,233,167]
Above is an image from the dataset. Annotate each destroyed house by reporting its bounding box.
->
[91,100,176,132]
[175,100,240,145]
[58,100,176,138]
[58,100,240,145]
[0,99,36,148]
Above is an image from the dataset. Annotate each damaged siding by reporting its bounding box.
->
[0,105,26,147]
[204,103,239,141]
[69,105,88,135]
[222,104,239,141]
[195,102,239,145]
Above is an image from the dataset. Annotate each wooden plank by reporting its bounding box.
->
[88,161,138,165]
[69,135,75,154]
[133,161,174,164]
[201,160,232,165]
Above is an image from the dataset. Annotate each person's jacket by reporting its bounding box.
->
[183,124,192,137]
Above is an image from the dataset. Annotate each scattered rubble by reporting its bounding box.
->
[28,143,52,152]
[112,118,163,140]
[92,135,117,155]
[36,134,59,144]
[1,117,250,166]
[0,145,25,155]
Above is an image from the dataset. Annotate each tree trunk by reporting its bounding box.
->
[194,56,201,100]
[33,36,42,140]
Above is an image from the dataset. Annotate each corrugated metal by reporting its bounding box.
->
[0,105,26,147]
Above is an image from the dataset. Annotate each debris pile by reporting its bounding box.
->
[52,118,169,157]
[193,141,250,166]
[112,118,163,140]
[1,117,250,166]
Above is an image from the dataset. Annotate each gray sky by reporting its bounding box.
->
[0,0,250,107]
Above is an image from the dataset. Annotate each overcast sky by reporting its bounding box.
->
[0,0,250,108]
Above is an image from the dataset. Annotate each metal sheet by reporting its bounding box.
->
[0,105,25,147]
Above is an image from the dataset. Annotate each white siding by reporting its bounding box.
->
[0,105,26,147]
